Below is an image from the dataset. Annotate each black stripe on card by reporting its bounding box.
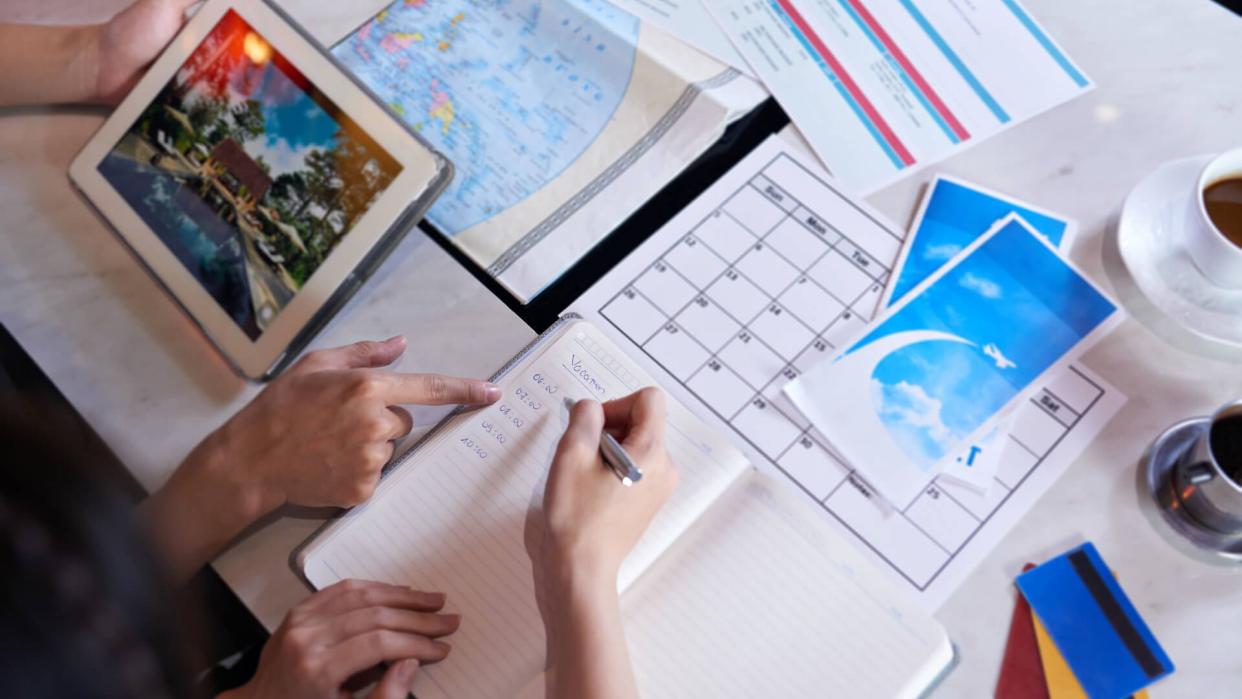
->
[1068,550,1166,678]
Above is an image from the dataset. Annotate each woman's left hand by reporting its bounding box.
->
[91,0,202,103]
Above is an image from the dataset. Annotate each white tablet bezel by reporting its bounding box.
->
[70,0,448,379]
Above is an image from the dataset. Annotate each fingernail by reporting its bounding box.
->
[385,335,406,346]
[434,641,452,657]
[425,590,447,606]
[483,384,502,402]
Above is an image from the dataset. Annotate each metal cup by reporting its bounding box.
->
[1173,400,1242,534]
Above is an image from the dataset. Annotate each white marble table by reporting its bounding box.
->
[3,0,1242,695]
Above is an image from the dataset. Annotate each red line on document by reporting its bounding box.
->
[773,0,915,166]
[844,0,970,141]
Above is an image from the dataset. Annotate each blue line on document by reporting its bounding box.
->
[898,0,1011,124]
[999,0,1089,87]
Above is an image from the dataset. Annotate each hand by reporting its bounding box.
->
[91,0,201,104]
[194,336,501,514]
[222,580,459,699]
[142,336,500,582]
[541,388,678,588]
[540,389,675,699]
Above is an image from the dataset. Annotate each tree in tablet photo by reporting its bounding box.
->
[98,10,402,339]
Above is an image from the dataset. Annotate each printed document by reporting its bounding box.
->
[708,0,1092,191]
[604,0,751,72]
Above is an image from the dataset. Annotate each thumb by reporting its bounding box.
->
[554,400,605,470]
[298,337,407,372]
[371,659,420,699]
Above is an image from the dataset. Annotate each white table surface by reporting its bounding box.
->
[3,0,1241,695]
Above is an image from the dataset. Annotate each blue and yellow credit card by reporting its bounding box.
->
[1017,543,1174,698]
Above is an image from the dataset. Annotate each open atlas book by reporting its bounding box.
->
[295,316,953,698]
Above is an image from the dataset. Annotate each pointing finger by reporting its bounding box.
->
[383,373,501,406]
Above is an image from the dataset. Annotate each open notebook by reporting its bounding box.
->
[294,317,954,698]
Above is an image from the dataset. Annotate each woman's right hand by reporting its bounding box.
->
[541,388,679,588]
[539,388,678,699]
[222,580,461,699]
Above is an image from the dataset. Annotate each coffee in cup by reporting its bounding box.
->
[1173,400,1242,535]
[1186,148,1242,288]
[1203,176,1242,248]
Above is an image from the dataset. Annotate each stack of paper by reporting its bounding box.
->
[705,0,1093,192]
[607,1,1093,193]
[783,178,1122,508]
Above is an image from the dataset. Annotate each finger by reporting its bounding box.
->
[553,400,605,472]
[315,606,460,646]
[301,580,447,616]
[325,630,451,685]
[371,659,420,699]
[385,406,415,441]
[300,337,408,372]
[602,388,667,455]
[382,373,501,407]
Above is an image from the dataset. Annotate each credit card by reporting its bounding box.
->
[1017,543,1173,698]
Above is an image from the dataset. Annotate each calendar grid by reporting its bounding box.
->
[598,152,1107,591]
[911,370,1107,583]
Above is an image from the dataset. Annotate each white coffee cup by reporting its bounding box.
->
[1187,147,1242,288]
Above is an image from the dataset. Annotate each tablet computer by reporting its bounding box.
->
[69,0,452,380]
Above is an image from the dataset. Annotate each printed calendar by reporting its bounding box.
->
[571,135,1125,608]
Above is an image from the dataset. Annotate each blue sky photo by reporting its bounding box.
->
[180,49,342,179]
[887,178,1070,304]
[852,218,1115,468]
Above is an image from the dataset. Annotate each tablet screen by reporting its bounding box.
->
[97,10,403,339]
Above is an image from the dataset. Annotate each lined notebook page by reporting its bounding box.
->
[300,320,750,698]
[619,471,954,698]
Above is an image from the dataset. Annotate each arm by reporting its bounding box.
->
[138,336,500,582]
[0,0,199,107]
[541,389,679,699]
[0,23,99,107]
[544,557,637,699]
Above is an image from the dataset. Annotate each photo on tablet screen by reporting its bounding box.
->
[97,10,403,339]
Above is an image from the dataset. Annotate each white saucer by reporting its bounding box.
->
[1118,155,1242,347]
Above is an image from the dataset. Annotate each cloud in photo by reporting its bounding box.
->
[959,271,1002,299]
[924,242,961,262]
[247,135,317,178]
[872,378,958,464]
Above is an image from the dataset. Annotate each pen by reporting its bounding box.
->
[563,398,644,486]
